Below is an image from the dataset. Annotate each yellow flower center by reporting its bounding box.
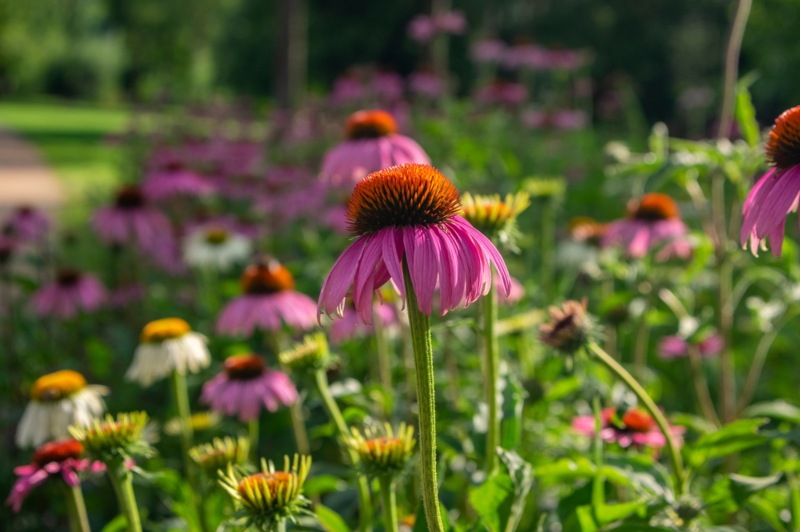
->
[140,318,191,343]
[365,437,404,455]
[204,227,229,245]
[31,370,87,401]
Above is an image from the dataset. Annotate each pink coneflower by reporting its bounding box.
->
[31,269,107,319]
[521,109,589,130]
[328,299,399,344]
[331,73,366,106]
[742,106,800,256]
[217,260,318,336]
[503,43,549,70]
[4,206,49,242]
[201,354,298,422]
[372,71,404,102]
[658,333,724,359]
[318,164,511,324]
[470,39,506,63]
[408,71,445,98]
[108,283,146,309]
[142,160,215,201]
[408,15,436,42]
[602,193,691,259]
[433,11,467,34]
[476,80,528,106]
[498,276,525,306]
[92,185,174,252]
[572,407,684,449]
[6,439,104,512]
[319,110,430,190]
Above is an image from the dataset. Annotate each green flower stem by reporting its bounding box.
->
[171,370,208,532]
[586,341,686,496]
[313,369,374,532]
[276,519,287,532]
[288,399,311,455]
[402,261,446,532]
[378,476,400,532]
[107,462,143,532]
[248,416,260,462]
[541,196,556,302]
[63,483,90,532]
[483,283,500,473]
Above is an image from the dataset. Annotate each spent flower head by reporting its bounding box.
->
[539,299,597,354]
[219,454,312,529]
[278,333,334,375]
[460,192,530,251]
[345,423,416,478]
[190,436,250,474]
[69,411,152,463]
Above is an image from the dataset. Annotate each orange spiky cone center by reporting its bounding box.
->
[240,262,295,294]
[766,106,800,170]
[345,110,397,140]
[628,193,680,221]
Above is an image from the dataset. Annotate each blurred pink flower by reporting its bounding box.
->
[470,39,507,63]
[498,276,525,306]
[31,269,107,319]
[217,260,317,336]
[92,185,174,249]
[408,71,445,98]
[433,11,467,34]
[372,71,404,101]
[201,354,298,422]
[521,109,588,130]
[319,110,430,190]
[331,74,366,106]
[658,334,724,359]
[408,15,436,42]
[4,206,49,242]
[6,439,104,513]
[108,283,146,308]
[142,160,215,201]
[572,407,684,449]
[503,43,549,70]
[601,193,691,260]
[328,300,398,344]
[476,81,528,106]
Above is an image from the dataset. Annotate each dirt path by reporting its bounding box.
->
[0,128,65,216]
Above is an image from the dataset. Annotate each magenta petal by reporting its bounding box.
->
[319,236,368,318]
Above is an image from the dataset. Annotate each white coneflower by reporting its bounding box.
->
[16,370,108,448]
[183,225,251,272]
[126,318,211,386]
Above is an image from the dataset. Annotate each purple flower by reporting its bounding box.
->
[320,110,430,190]
[658,333,724,359]
[31,269,107,319]
[408,71,445,98]
[4,206,50,243]
[6,439,104,513]
[201,354,298,422]
[371,71,405,102]
[331,73,366,106]
[470,39,507,63]
[217,260,317,336]
[142,160,215,201]
[328,299,399,344]
[318,164,511,324]
[572,407,684,449]
[476,81,528,106]
[741,106,800,256]
[433,11,467,34]
[408,15,436,42]
[602,193,691,259]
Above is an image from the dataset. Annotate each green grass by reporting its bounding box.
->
[0,100,129,220]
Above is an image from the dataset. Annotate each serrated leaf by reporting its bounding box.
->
[315,504,350,532]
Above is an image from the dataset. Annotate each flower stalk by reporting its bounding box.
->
[379,476,400,532]
[63,483,90,532]
[107,461,143,532]
[313,369,374,532]
[248,417,260,462]
[403,260,445,532]
[586,341,686,496]
[483,282,500,473]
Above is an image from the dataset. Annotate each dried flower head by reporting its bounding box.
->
[69,412,151,462]
[345,423,416,478]
[219,454,312,528]
[539,299,594,354]
[190,436,250,473]
[278,333,333,375]
[460,192,530,250]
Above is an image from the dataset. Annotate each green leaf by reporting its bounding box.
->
[686,419,768,468]
[470,472,515,532]
[594,501,647,525]
[746,494,789,532]
[735,75,760,148]
[500,373,526,450]
[85,337,112,378]
[315,505,350,532]
[744,401,800,424]
[544,376,581,402]
[304,474,346,496]
[498,449,534,531]
[728,473,783,504]
[100,515,128,532]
